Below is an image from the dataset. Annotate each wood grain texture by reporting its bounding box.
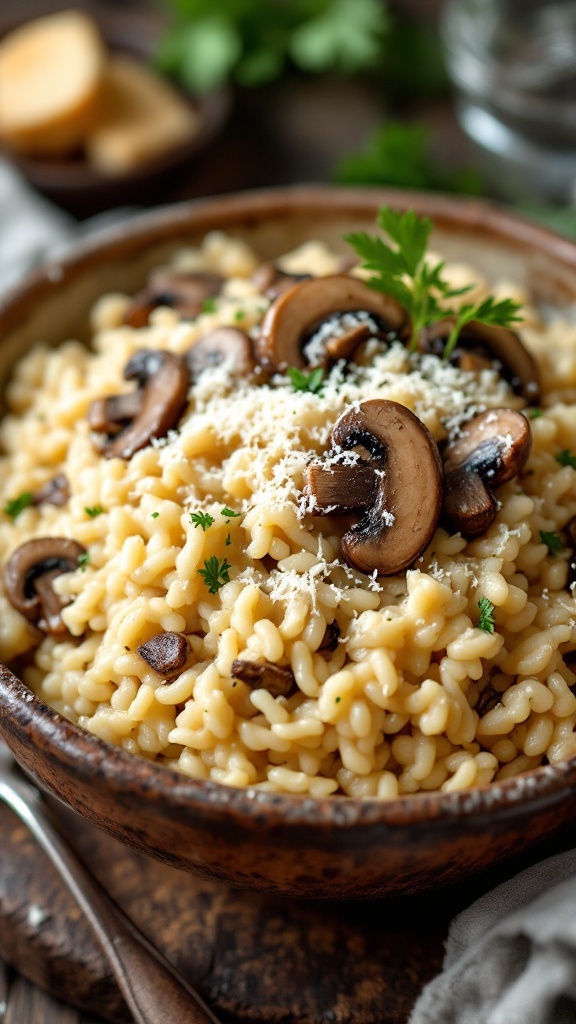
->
[0,795,574,1023]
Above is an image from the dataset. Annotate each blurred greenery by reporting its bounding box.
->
[156,0,389,93]
[335,122,484,195]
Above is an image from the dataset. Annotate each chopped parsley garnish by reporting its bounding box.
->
[201,297,217,314]
[345,206,521,355]
[234,309,245,321]
[527,408,542,419]
[190,511,215,531]
[151,511,160,519]
[477,597,495,634]
[3,492,33,519]
[556,450,576,469]
[221,506,240,518]
[540,530,564,555]
[287,366,325,395]
[198,556,232,594]
[225,533,232,546]
[335,696,341,704]
[77,552,90,572]
[84,504,104,518]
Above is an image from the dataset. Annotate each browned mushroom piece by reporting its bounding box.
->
[31,473,70,507]
[186,327,255,379]
[252,263,312,300]
[319,621,341,652]
[475,684,502,717]
[303,399,443,576]
[4,537,86,634]
[231,658,296,698]
[123,271,224,328]
[256,275,407,374]
[89,349,190,460]
[420,317,540,404]
[137,632,189,676]
[443,408,532,538]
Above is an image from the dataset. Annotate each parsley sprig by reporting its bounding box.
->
[3,491,33,519]
[539,530,564,555]
[556,450,576,470]
[84,505,104,518]
[198,556,232,594]
[190,511,215,531]
[477,597,495,634]
[345,206,522,355]
[287,366,325,395]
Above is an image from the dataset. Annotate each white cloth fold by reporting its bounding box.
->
[410,849,576,1024]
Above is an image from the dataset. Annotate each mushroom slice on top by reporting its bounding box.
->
[89,349,190,461]
[4,537,86,635]
[420,317,540,404]
[303,399,443,576]
[138,632,189,676]
[231,658,296,698]
[31,473,70,507]
[443,408,532,538]
[186,327,255,379]
[564,516,576,593]
[256,275,406,374]
[123,271,224,328]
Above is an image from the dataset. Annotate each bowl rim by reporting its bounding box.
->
[2,183,576,831]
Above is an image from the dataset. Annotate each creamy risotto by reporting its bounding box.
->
[2,226,576,799]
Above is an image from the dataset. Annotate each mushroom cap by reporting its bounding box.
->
[330,399,443,576]
[420,317,540,404]
[123,271,223,327]
[443,407,532,537]
[256,274,406,374]
[186,327,255,379]
[104,349,190,460]
[4,537,86,632]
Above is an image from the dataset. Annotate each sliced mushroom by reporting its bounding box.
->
[186,327,255,379]
[475,684,502,717]
[231,658,296,698]
[420,317,540,404]
[256,275,407,374]
[252,263,312,300]
[443,408,532,538]
[137,632,189,676]
[303,461,377,512]
[123,271,224,328]
[4,537,86,634]
[31,473,70,507]
[89,349,190,460]
[304,399,443,576]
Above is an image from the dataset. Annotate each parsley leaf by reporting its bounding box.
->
[346,206,521,353]
[556,450,576,469]
[221,506,240,518]
[540,530,564,555]
[3,492,33,519]
[151,511,160,518]
[84,504,104,518]
[287,366,325,395]
[225,532,232,546]
[201,297,217,314]
[198,555,232,594]
[477,597,495,634]
[190,511,215,531]
[77,552,90,572]
[527,408,542,419]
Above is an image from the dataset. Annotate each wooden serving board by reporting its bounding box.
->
[0,797,573,1024]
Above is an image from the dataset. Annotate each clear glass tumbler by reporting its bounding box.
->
[442,0,576,202]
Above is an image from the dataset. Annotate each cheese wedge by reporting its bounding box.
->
[0,10,106,156]
[86,56,200,175]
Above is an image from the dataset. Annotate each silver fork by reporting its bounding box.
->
[0,742,221,1024]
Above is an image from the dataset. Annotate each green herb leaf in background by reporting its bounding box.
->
[477,597,495,633]
[287,366,325,394]
[3,492,33,519]
[539,530,564,555]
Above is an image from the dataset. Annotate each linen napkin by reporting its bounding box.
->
[410,847,576,1024]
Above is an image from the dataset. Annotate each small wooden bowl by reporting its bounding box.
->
[1,186,576,899]
[0,7,231,218]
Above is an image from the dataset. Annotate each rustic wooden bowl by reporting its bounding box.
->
[1,186,576,899]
